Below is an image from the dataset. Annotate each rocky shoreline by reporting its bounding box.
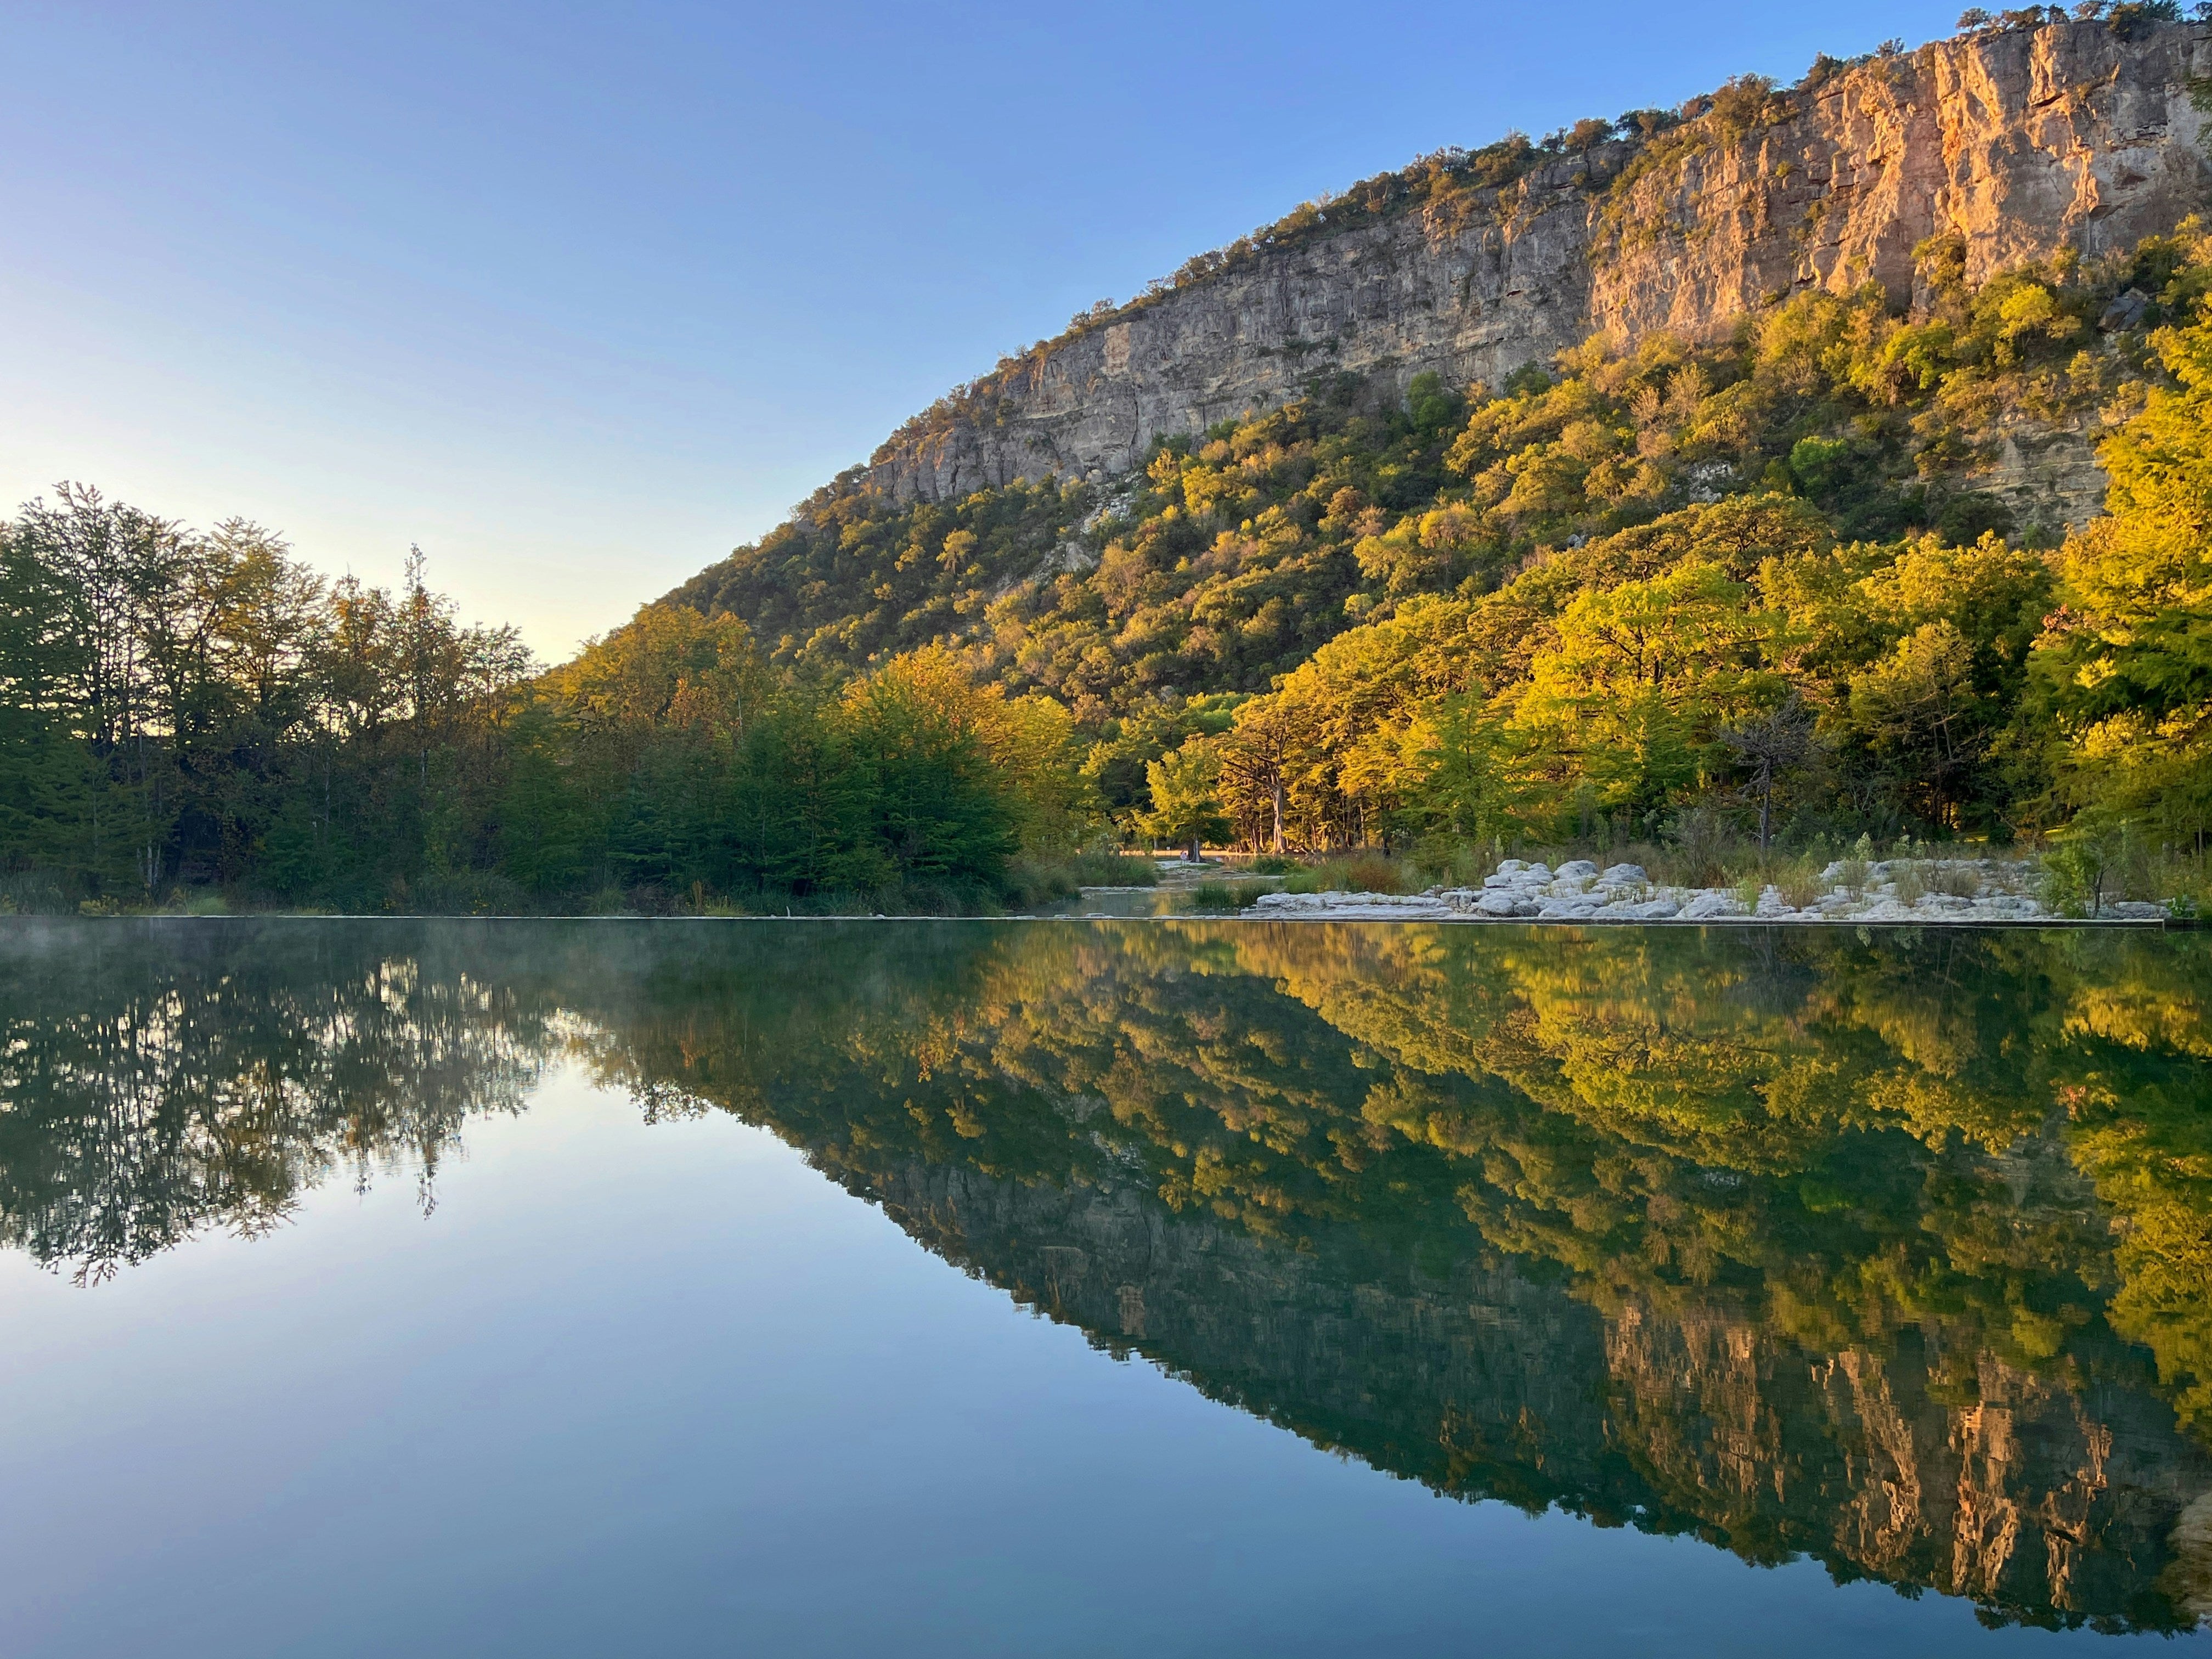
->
[1246,857,2174,925]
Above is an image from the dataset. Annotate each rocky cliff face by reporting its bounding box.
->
[855,1157,2212,1630]
[869,20,2212,518]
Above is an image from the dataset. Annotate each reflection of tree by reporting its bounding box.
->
[0,921,549,1279]
[3,917,2210,1628]
[561,919,2212,1631]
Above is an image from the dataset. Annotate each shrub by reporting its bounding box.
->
[1343,852,1410,894]
[1778,862,1826,909]
[1668,805,1734,888]
[1073,850,1161,887]
[2041,843,2107,917]
[2041,817,2135,917]
[1933,864,1983,899]
[393,871,533,916]
[1003,850,1160,907]
[1406,834,1499,887]
[1000,860,1079,909]
[1707,74,1779,138]
[1281,854,1414,894]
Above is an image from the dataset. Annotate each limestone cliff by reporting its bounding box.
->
[868,19,2212,526]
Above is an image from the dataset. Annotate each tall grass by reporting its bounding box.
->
[0,871,73,915]
[1282,853,1419,895]
[1188,881,1262,911]
[1003,851,1159,908]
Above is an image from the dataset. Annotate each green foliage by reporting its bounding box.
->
[1187,879,1261,911]
[646,218,2212,861]
[1141,739,1232,855]
[1001,849,1161,908]
[672,236,2162,799]
[0,489,533,905]
[1151,236,2211,853]
[2033,247,2212,846]
[2041,812,2138,916]
[0,492,1054,911]
[12,218,2212,885]
[1080,692,1242,832]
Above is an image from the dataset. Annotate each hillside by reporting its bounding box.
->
[8,10,2211,911]
[853,14,2210,506]
[672,14,2211,697]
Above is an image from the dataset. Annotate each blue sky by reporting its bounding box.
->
[1,0,1955,659]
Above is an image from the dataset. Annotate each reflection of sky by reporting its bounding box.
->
[0,1067,2172,1657]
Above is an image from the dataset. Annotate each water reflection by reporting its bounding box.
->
[3,917,2210,1633]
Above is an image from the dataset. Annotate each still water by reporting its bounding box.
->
[2,918,2209,1657]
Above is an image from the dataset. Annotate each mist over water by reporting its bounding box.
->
[2,917,2209,1655]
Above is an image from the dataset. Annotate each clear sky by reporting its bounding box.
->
[1,0,1956,661]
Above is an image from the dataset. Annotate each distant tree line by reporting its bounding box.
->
[0,491,1083,911]
[6,229,2211,909]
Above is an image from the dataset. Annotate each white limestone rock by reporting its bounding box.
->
[2106,900,2168,919]
[1596,897,1680,920]
[1252,890,1457,918]
[1855,899,1918,922]
[1679,891,1746,921]
[1537,898,1602,919]
[1245,854,2164,926]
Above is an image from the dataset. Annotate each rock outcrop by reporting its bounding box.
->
[869,20,2212,525]
[1244,854,2174,922]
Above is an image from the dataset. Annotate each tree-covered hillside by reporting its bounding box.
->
[4,21,2211,910]
[670,227,2212,860]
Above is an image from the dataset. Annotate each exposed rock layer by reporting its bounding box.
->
[870,21,2212,521]
[859,1156,2212,1630]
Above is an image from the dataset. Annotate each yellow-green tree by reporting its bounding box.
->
[1141,739,1230,859]
[1506,560,1796,826]
[2034,284,2212,846]
[858,645,1092,854]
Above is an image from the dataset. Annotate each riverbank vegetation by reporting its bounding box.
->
[4,230,2210,913]
[0,501,1105,913]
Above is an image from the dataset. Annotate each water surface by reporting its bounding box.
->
[2,918,2209,1656]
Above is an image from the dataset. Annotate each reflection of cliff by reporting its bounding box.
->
[5,917,2211,1628]
[859,1156,2212,1633]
